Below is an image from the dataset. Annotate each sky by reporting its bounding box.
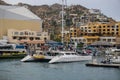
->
[3,0,120,21]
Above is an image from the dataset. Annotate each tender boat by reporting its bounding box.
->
[49,51,92,64]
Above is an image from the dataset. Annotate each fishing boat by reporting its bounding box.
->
[49,50,92,64]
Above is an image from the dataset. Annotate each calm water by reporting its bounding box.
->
[0,59,120,80]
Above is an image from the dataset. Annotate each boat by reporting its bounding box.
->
[21,50,60,62]
[110,56,120,64]
[0,40,26,59]
[105,47,120,54]
[0,44,26,59]
[49,50,92,64]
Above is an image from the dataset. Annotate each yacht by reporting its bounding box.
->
[49,51,92,64]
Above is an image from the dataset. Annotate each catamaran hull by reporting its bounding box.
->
[21,55,51,62]
[49,55,92,64]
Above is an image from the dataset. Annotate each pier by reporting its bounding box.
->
[86,63,120,68]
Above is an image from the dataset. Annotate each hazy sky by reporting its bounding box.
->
[3,0,120,21]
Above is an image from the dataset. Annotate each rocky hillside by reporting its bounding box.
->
[0,0,9,5]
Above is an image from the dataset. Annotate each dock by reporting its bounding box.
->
[86,63,120,68]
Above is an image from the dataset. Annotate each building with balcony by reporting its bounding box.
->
[7,29,50,50]
[71,22,120,45]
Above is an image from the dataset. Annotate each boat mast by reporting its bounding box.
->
[61,0,64,43]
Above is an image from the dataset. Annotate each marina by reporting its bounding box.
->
[0,0,120,80]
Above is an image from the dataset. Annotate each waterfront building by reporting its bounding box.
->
[71,22,120,45]
[7,29,50,50]
[0,5,42,39]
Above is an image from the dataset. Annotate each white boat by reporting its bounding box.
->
[105,47,120,54]
[21,55,34,62]
[49,51,92,64]
[21,50,59,62]
[0,40,26,58]
[111,56,120,64]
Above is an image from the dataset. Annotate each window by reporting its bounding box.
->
[107,29,110,31]
[32,32,34,35]
[37,33,41,36]
[74,33,76,35]
[112,26,114,28]
[74,30,76,32]
[116,29,119,31]
[13,36,17,39]
[88,30,91,32]
[35,37,40,40]
[29,32,31,35]
[37,44,41,47]
[116,25,119,28]
[29,37,34,41]
[113,39,116,42]
[108,39,111,42]
[20,32,24,35]
[14,32,18,35]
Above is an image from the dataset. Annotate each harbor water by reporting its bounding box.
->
[0,59,120,80]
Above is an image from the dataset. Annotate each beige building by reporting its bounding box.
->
[8,29,50,43]
[7,29,50,50]
[0,5,42,39]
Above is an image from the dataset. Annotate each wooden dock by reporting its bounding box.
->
[86,63,120,68]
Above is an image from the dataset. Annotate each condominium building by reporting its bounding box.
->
[80,22,120,36]
[71,22,120,45]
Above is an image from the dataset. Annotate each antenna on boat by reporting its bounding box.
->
[61,0,64,43]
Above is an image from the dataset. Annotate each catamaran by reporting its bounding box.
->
[49,50,92,64]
